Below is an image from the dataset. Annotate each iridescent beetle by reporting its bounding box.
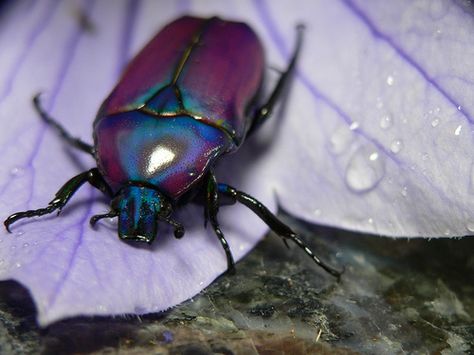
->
[5,16,341,277]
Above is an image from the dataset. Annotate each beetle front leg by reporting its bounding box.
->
[4,168,111,232]
[33,94,95,156]
[205,172,236,274]
[218,183,343,279]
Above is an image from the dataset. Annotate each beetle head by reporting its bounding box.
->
[113,185,173,244]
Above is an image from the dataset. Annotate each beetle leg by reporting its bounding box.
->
[217,183,343,279]
[4,168,111,232]
[206,172,236,274]
[33,94,95,156]
[90,211,118,227]
[250,24,304,132]
[158,216,185,239]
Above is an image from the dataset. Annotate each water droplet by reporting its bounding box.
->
[367,218,374,225]
[10,167,25,177]
[431,119,440,127]
[466,222,474,233]
[328,127,354,155]
[10,245,16,250]
[470,163,474,194]
[390,139,403,154]
[421,153,429,161]
[400,186,408,197]
[457,105,462,111]
[15,230,24,237]
[33,241,39,246]
[369,152,379,161]
[345,146,386,193]
[429,0,448,20]
[376,97,384,109]
[379,114,393,130]
[386,75,394,86]
[15,262,21,268]
[444,229,451,236]
[454,124,462,136]
[22,243,29,248]
[313,209,322,217]
[349,121,359,130]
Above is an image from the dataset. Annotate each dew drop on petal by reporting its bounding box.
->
[386,75,394,86]
[376,97,384,109]
[431,118,440,127]
[10,167,25,177]
[349,121,360,130]
[379,114,393,130]
[328,127,354,155]
[390,139,403,154]
[401,186,408,197]
[454,124,462,136]
[345,146,385,193]
[429,0,448,20]
[470,163,474,194]
[313,208,322,217]
[466,222,474,233]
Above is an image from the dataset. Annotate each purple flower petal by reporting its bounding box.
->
[0,0,472,325]
[252,0,474,237]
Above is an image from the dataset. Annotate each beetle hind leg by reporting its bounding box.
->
[248,24,304,133]
[218,183,343,279]
[33,94,95,156]
[205,172,236,274]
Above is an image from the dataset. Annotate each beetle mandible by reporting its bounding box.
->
[5,16,341,277]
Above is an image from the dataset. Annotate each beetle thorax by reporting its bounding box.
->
[94,112,230,199]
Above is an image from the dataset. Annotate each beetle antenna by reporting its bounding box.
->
[90,211,117,227]
[158,216,185,239]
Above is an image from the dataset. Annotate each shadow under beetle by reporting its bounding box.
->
[4,16,341,278]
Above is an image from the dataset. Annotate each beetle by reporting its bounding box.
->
[4,16,341,277]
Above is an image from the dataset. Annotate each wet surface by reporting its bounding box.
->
[0,214,472,354]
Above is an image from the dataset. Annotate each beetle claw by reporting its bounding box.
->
[89,211,117,228]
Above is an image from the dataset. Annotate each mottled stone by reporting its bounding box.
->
[0,215,472,354]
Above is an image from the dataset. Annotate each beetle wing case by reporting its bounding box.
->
[96,16,264,146]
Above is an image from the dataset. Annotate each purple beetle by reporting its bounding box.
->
[5,16,340,277]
